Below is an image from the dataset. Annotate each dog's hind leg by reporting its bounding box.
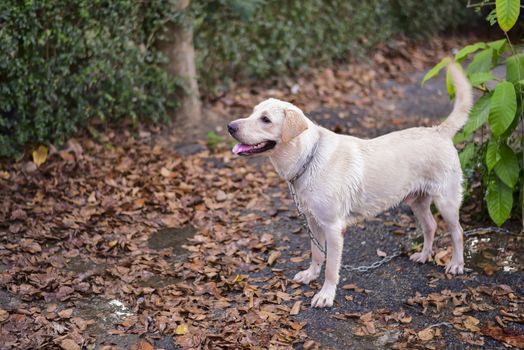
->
[434,186,464,274]
[293,216,325,284]
[408,195,437,264]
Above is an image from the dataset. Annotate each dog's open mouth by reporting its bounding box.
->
[232,141,276,155]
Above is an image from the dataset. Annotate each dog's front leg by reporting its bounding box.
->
[311,223,343,308]
[293,216,325,284]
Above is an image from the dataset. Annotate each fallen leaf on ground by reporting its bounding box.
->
[482,324,524,347]
[59,339,80,350]
[290,301,302,315]
[463,316,480,332]
[132,339,154,350]
[418,327,434,341]
[32,145,48,167]
[267,251,281,266]
[176,324,188,335]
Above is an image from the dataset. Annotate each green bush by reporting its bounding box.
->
[0,0,179,158]
[0,0,477,158]
[192,0,476,94]
[424,0,523,226]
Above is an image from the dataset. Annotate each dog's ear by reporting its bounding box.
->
[282,109,308,143]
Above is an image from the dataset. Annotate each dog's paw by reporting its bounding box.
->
[311,285,336,308]
[293,268,320,285]
[445,259,464,275]
[409,250,432,264]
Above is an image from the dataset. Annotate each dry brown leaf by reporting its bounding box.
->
[303,340,317,349]
[290,301,302,315]
[267,251,281,266]
[460,332,485,346]
[400,315,412,324]
[20,239,42,254]
[434,248,452,266]
[132,339,154,350]
[482,324,524,347]
[59,339,80,350]
[418,327,434,341]
[58,308,73,319]
[160,167,174,177]
[0,308,8,322]
[463,316,480,332]
[360,312,373,322]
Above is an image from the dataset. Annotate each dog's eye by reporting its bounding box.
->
[260,116,271,124]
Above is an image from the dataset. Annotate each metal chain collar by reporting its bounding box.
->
[287,180,514,274]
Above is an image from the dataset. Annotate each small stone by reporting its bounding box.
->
[22,161,37,173]
[216,190,227,202]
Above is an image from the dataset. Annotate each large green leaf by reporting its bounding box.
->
[506,54,524,83]
[487,38,507,56]
[454,93,492,143]
[468,72,497,87]
[486,139,501,172]
[455,42,487,62]
[446,66,455,98]
[496,0,520,32]
[494,143,519,188]
[422,57,451,85]
[463,93,491,135]
[467,48,494,75]
[489,81,517,136]
[486,176,513,226]
[459,143,476,171]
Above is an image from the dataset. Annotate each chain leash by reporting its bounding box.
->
[287,181,326,254]
[287,180,515,274]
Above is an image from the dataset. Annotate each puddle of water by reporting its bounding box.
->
[137,274,181,288]
[148,225,195,255]
[76,296,139,347]
[465,233,524,274]
[75,296,135,336]
[64,256,106,274]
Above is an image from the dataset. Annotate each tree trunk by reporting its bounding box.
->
[158,0,202,129]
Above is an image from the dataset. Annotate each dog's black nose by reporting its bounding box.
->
[228,122,238,136]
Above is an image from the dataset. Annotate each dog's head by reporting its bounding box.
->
[228,98,309,156]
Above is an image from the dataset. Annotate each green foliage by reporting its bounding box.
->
[0,0,179,158]
[426,0,524,226]
[496,0,521,32]
[422,58,451,85]
[206,131,225,151]
[193,0,475,94]
[489,81,517,136]
[487,176,514,226]
[0,0,478,157]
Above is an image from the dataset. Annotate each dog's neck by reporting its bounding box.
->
[269,124,320,184]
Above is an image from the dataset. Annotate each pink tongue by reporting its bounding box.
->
[232,143,253,154]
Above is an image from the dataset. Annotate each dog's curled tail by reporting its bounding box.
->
[437,61,473,138]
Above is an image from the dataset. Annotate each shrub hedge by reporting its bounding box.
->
[193,0,476,94]
[0,0,476,158]
[0,0,178,158]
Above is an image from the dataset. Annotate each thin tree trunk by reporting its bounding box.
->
[157,0,202,129]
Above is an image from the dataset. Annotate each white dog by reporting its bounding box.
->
[228,62,473,308]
